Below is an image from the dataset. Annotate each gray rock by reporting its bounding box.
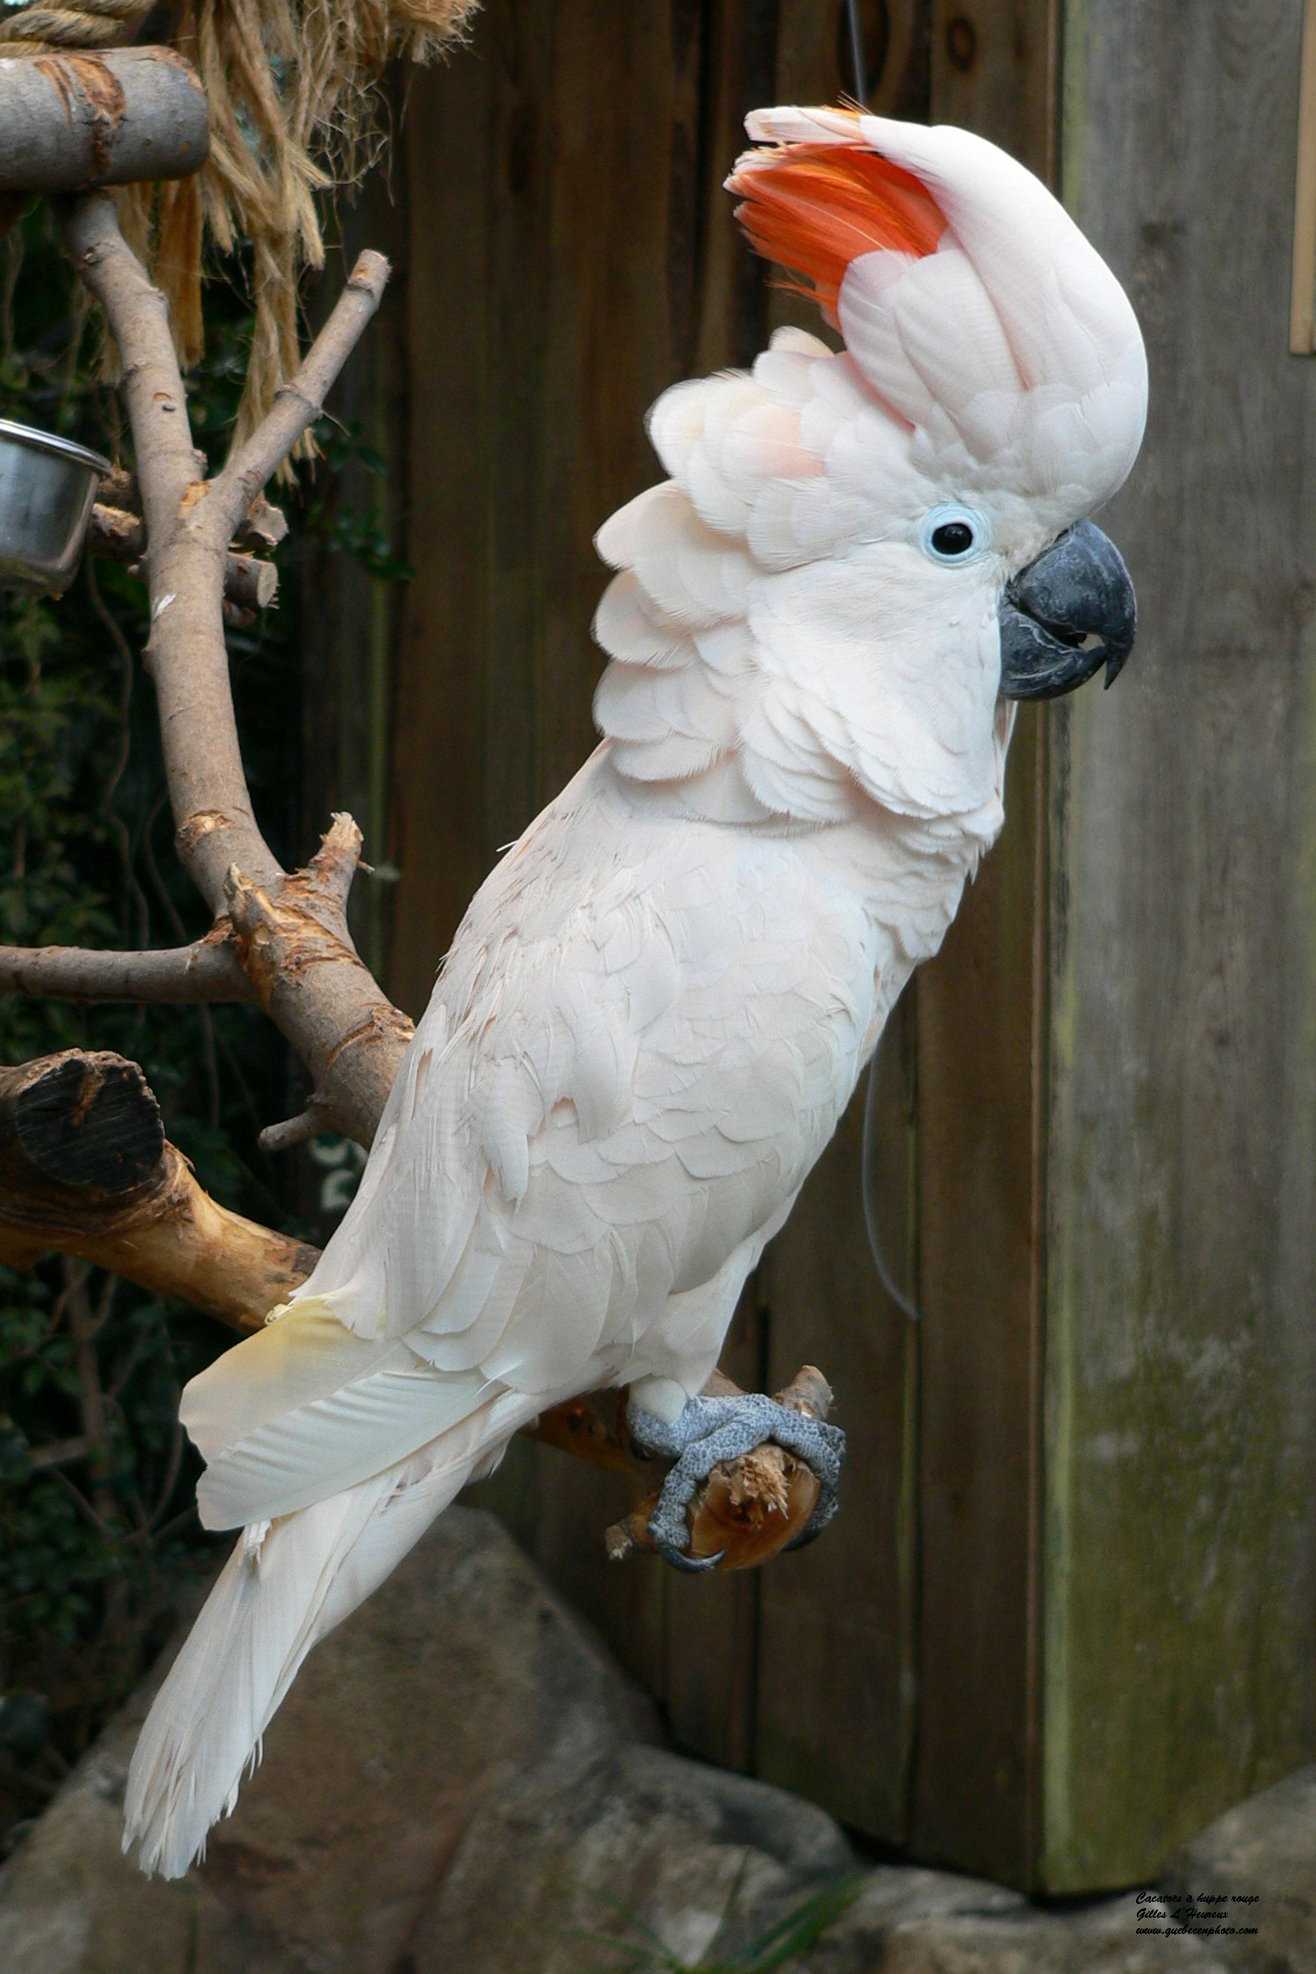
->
[413,1741,859,1973]
[0,1508,857,1974]
[847,1895,1237,1974]
[2,1509,1309,1973]
[1160,1765,1316,1974]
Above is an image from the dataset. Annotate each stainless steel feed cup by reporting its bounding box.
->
[0,420,110,595]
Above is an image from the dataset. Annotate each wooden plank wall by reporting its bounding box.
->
[313,0,1316,1895]
[383,0,945,1844]
[378,0,1059,1874]
[1042,0,1316,1890]
[908,0,1056,1883]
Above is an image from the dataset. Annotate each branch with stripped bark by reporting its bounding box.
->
[0,170,833,1569]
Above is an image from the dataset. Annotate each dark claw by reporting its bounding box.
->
[652,1534,726,1574]
[781,1490,840,1552]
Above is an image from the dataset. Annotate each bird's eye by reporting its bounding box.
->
[921,504,989,564]
[932,520,974,556]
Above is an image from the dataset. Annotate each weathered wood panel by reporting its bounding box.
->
[903,0,1056,1884]
[373,0,1316,1895]
[1040,0,1316,1890]
[300,168,411,981]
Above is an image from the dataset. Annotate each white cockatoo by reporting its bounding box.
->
[125,105,1146,1877]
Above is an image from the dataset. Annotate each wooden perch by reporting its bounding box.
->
[0,932,251,1004]
[601,1367,835,1572]
[0,1048,832,1566]
[0,47,208,190]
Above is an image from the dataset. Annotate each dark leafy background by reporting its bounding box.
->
[0,205,397,1852]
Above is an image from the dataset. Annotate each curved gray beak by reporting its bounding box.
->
[998,519,1136,701]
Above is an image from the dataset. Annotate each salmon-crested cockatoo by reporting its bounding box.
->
[125,105,1146,1877]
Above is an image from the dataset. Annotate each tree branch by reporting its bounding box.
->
[0,47,208,191]
[0,1051,315,1324]
[0,935,252,1005]
[60,190,266,911]
[59,194,413,1146]
[223,816,415,1147]
[211,252,391,533]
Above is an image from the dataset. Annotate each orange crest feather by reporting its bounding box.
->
[728,142,945,323]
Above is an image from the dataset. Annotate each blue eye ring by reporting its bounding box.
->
[921,503,990,564]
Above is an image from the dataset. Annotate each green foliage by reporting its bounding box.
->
[301,417,415,584]
[571,1868,865,1972]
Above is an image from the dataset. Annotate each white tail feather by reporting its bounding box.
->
[124,1386,536,1879]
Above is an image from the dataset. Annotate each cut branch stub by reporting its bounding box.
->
[0,48,208,191]
[0,1050,163,1203]
[0,1051,315,1323]
[88,505,278,613]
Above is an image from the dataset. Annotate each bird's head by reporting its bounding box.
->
[727,106,1147,704]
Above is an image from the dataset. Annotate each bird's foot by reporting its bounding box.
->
[625,1391,845,1573]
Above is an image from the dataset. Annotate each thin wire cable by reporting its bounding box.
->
[843,0,921,1322]
[862,1031,921,1323]
[845,0,869,105]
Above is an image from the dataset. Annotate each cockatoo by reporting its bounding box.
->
[125,105,1146,1877]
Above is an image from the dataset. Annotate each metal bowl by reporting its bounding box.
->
[0,419,111,596]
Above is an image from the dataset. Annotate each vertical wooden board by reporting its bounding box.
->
[656,0,782,1781]
[749,0,931,1847]
[911,718,1046,1883]
[388,0,679,1685]
[514,0,717,1714]
[528,0,706,804]
[300,160,411,982]
[389,40,497,1020]
[661,1280,768,1772]
[757,1003,921,1840]
[1043,0,1316,1889]
[406,0,803,1715]
[931,0,1056,179]
[907,0,1056,1886]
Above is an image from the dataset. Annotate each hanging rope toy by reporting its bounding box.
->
[0,0,477,449]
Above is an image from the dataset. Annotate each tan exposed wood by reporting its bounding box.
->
[0,1052,317,1324]
[1291,0,1316,351]
[87,505,279,613]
